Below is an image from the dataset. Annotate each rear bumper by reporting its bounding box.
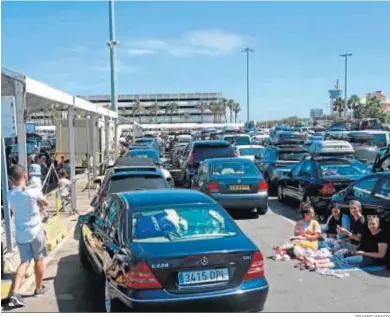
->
[210,192,268,209]
[112,278,269,312]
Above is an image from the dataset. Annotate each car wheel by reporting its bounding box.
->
[104,278,123,312]
[78,235,92,270]
[257,205,268,215]
[277,185,285,202]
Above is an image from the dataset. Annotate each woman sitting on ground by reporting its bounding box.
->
[325,204,342,238]
[307,215,388,270]
[275,203,322,255]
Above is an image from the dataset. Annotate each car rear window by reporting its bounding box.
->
[224,136,251,145]
[372,133,388,148]
[239,147,265,157]
[278,151,308,161]
[136,139,153,144]
[211,161,259,176]
[278,133,306,141]
[318,161,370,177]
[108,175,167,194]
[131,205,238,243]
[193,145,235,161]
[128,151,159,163]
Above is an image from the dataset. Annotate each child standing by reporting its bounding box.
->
[58,170,71,212]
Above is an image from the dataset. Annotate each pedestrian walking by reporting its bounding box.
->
[58,169,71,211]
[7,165,49,307]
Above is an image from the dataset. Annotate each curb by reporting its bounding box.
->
[1,221,76,300]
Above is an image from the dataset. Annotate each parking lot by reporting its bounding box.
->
[8,197,390,313]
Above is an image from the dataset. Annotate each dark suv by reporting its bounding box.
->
[258,145,309,194]
[179,141,237,187]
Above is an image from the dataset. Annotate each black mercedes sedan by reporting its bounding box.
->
[277,156,371,221]
[79,190,269,312]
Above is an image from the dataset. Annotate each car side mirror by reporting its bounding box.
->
[79,214,96,225]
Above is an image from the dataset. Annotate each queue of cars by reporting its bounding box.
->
[80,133,271,312]
[78,126,389,312]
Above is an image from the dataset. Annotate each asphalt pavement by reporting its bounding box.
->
[4,198,390,313]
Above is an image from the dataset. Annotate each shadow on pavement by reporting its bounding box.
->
[268,198,300,223]
[53,254,103,312]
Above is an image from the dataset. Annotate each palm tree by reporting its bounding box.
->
[132,100,144,123]
[209,102,222,124]
[149,102,160,123]
[227,99,235,123]
[332,97,345,119]
[165,102,178,123]
[363,96,387,123]
[183,111,191,123]
[219,99,228,123]
[196,101,209,124]
[232,102,241,123]
[348,94,362,120]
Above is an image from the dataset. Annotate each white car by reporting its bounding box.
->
[236,145,265,161]
[223,134,252,146]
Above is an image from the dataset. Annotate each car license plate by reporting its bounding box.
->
[178,268,229,286]
[230,185,250,190]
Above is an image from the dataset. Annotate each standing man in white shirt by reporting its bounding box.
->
[7,165,49,307]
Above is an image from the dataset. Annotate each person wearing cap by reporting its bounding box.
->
[29,156,43,188]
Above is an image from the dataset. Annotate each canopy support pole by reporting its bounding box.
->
[68,103,77,212]
[15,81,27,170]
[91,114,98,179]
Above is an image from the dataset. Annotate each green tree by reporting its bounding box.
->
[362,96,388,123]
[132,100,144,123]
[348,94,363,119]
[232,102,241,123]
[332,97,345,119]
[149,102,160,123]
[209,102,221,124]
[165,102,178,123]
[196,101,209,123]
[183,111,191,123]
[219,99,228,123]
[227,99,235,123]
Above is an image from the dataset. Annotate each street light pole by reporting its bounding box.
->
[242,47,253,123]
[108,0,119,155]
[340,53,352,120]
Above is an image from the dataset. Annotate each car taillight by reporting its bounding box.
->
[207,181,219,193]
[188,153,194,164]
[258,180,268,192]
[320,183,336,195]
[243,251,264,280]
[125,262,162,289]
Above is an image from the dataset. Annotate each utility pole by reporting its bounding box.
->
[242,47,253,122]
[108,0,119,155]
[340,53,352,120]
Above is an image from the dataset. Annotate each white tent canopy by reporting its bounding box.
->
[1,67,117,118]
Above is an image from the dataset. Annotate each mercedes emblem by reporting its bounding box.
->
[200,257,208,266]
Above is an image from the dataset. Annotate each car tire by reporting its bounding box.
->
[277,185,285,202]
[104,277,124,312]
[78,234,92,270]
[257,205,268,215]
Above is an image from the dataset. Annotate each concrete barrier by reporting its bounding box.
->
[43,216,68,251]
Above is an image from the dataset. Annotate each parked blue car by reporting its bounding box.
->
[191,158,269,215]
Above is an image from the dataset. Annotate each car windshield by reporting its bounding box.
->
[136,139,153,144]
[108,175,167,194]
[131,205,238,243]
[278,133,306,141]
[372,133,388,148]
[193,146,234,161]
[354,148,379,163]
[128,151,159,163]
[224,136,251,145]
[239,148,265,157]
[319,161,370,177]
[278,151,308,161]
[211,161,258,176]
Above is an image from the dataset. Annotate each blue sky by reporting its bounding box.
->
[2,1,390,121]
